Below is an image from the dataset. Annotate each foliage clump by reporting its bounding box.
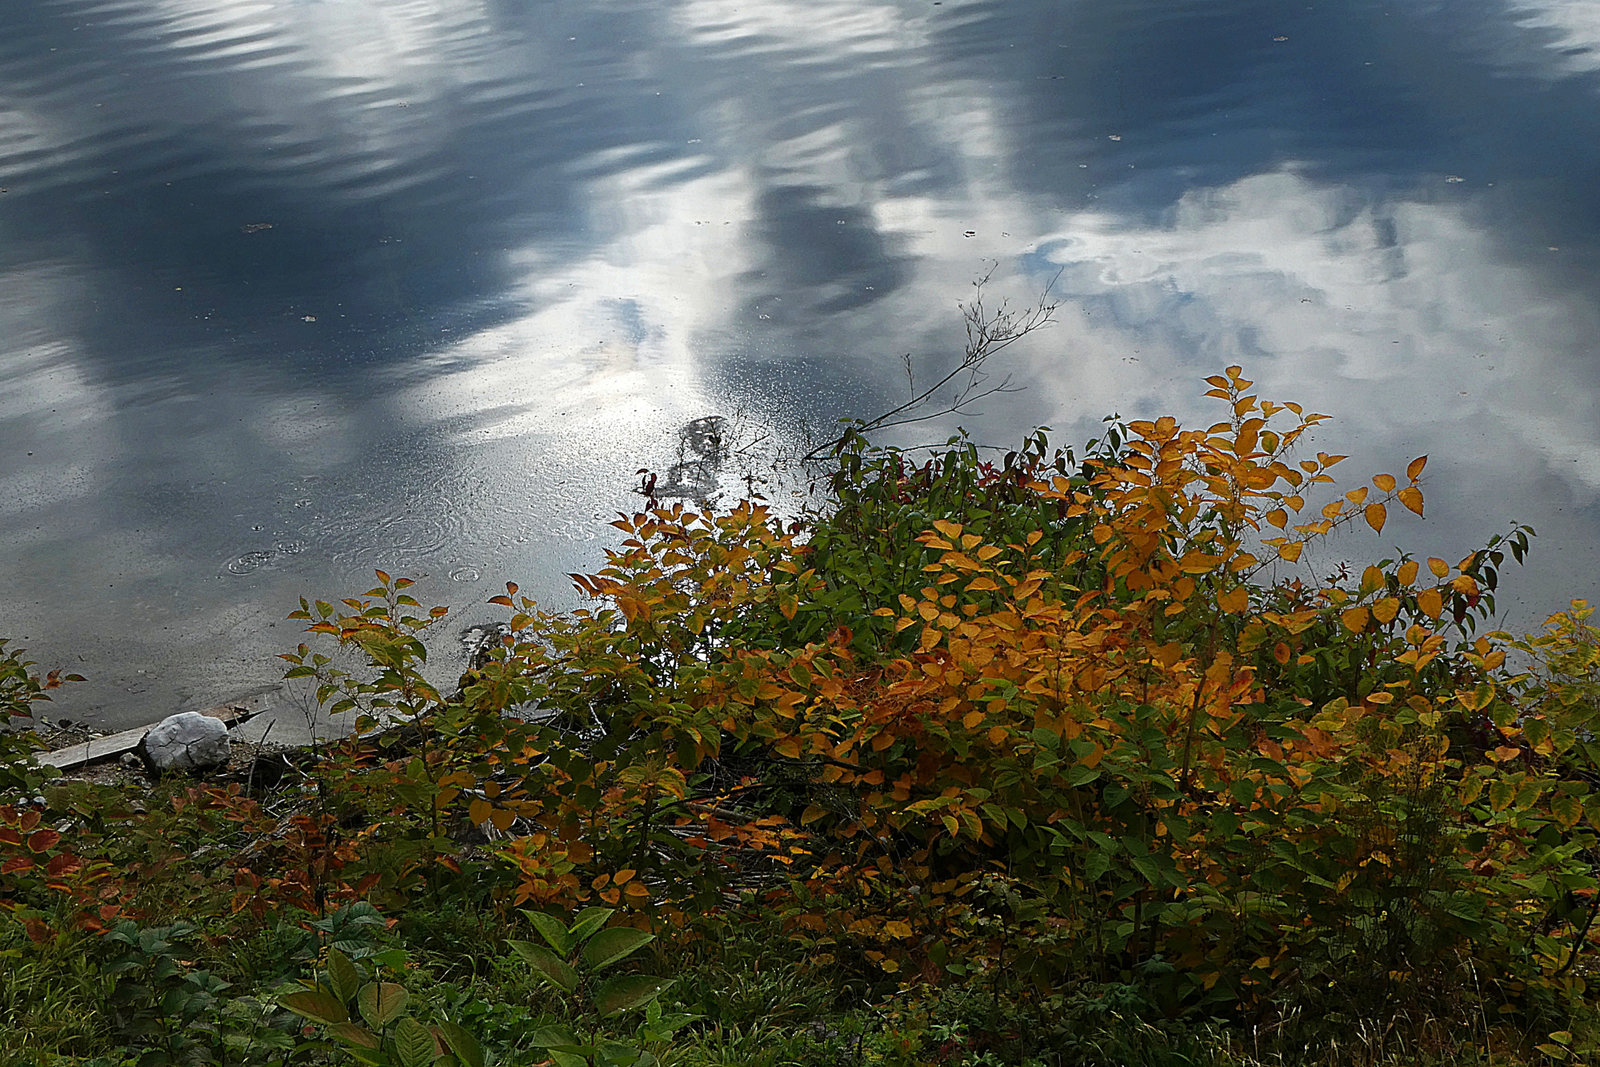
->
[3,366,1599,1066]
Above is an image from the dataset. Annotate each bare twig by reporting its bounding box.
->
[800,266,1061,463]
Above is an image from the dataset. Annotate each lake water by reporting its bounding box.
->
[3,0,1599,730]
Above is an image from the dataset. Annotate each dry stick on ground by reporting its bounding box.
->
[800,267,1062,464]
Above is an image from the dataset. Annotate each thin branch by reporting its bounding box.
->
[800,267,1061,463]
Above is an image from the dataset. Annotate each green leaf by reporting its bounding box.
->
[325,1021,380,1050]
[1064,763,1100,787]
[327,948,361,1004]
[594,974,674,1017]
[582,927,655,971]
[1082,850,1112,882]
[393,1017,437,1067]
[522,911,574,956]
[596,1038,650,1066]
[570,907,615,945]
[281,989,349,1025]
[358,981,409,1029]
[549,1053,588,1067]
[528,1024,584,1050]
[437,1020,485,1067]
[509,940,580,994]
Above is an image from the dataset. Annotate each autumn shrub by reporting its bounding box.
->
[44,364,1586,1062]
[421,368,1596,1035]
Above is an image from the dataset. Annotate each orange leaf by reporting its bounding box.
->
[1397,560,1419,586]
[1427,557,1450,578]
[1277,542,1304,563]
[1371,597,1401,625]
[1417,588,1444,619]
[1341,606,1370,633]
[1364,503,1386,533]
[1217,586,1249,614]
[1360,565,1386,594]
[1397,486,1424,516]
[1407,455,1428,481]
[1266,508,1288,529]
[490,807,517,832]
[1345,487,1369,505]
[1372,473,1396,492]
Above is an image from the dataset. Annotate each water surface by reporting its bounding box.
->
[3,0,1599,728]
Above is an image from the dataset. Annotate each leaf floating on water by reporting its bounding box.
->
[241,222,274,233]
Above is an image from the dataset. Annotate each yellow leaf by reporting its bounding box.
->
[1364,502,1386,533]
[775,738,802,759]
[883,921,913,940]
[1427,557,1450,578]
[613,868,636,885]
[1372,473,1396,492]
[1277,542,1304,563]
[1397,560,1419,586]
[932,519,963,540]
[1341,606,1370,633]
[1452,575,1480,596]
[469,798,491,826]
[1217,586,1249,614]
[1321,500,1345,519]
[800,804,828,825]
[490,807,517,832]
[918,602,939,622]
[1407,455,1427,481]
[1266,508,1288,529]
[962,710,985,730]
[1345,486,1369,505]
[1360,565,1385,594]
[1397,486,1424,516]
[1372,597,1401,625]
[1417,588,1443,619]
[987,726,1009,746]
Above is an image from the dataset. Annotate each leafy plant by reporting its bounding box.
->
[508,906,694,1066]
[103,919,294,1066]
[280,939,487,1067]
[0,637,79,796]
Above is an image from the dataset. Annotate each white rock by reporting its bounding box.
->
[139,712,231,773]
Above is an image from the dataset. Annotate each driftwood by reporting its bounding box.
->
[37,703,254,771]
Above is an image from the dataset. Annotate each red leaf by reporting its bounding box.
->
[27,829,62,854]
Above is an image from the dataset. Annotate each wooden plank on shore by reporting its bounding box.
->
[37,704,252,771]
